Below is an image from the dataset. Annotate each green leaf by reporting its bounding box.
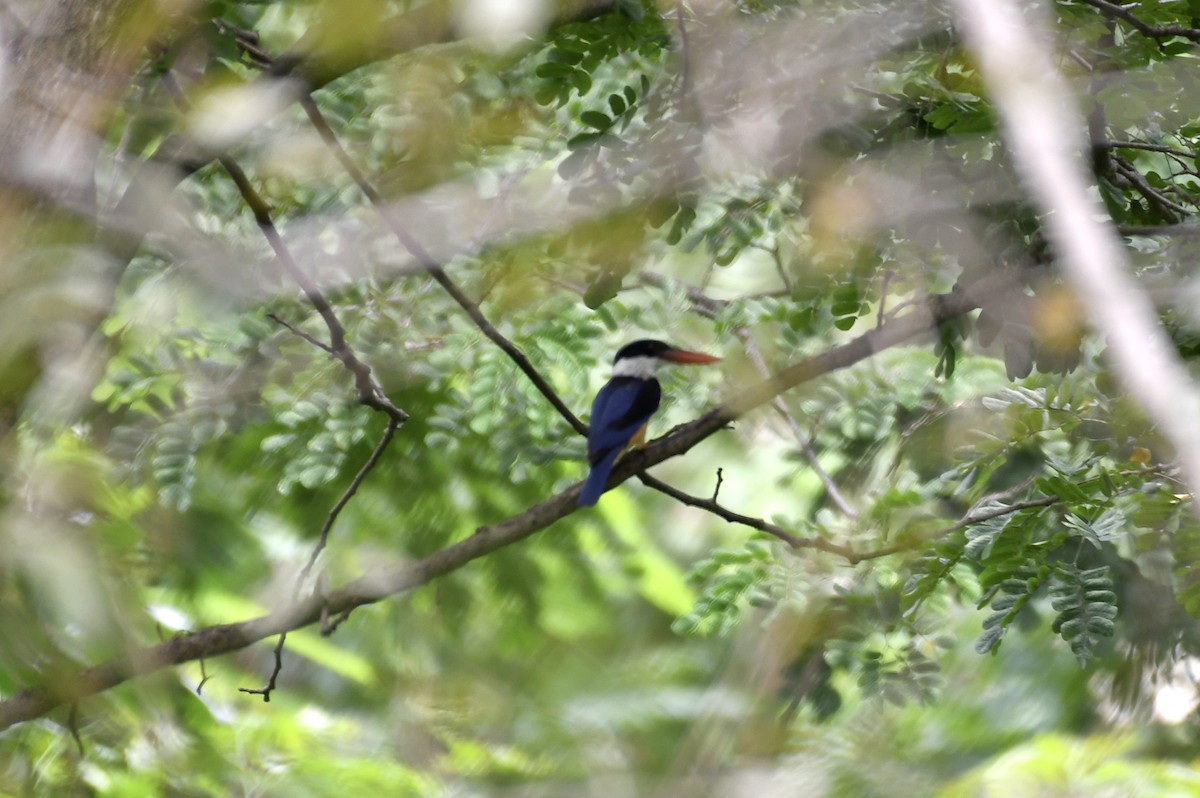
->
[571,69,593,95]
[580,110,614,130]
[567,131,602,150]
[666,205,696,245]
[616,0,646,20]
[1049,564,1117,666]
[535,62,572,79]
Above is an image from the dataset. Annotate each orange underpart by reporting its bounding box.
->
[625,424,648,452]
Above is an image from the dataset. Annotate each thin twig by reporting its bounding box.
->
[738,329,859,517]
[849,83,908,107]
[1066,49,1094,73]
[642,476,1059,565]
[161,72,407,424]
[196,656,211,695]
[657,470,1060,564]
[267,312,335,354]
[761,243,793,292]
[639,473,856,556]
[238,633,287,702]
[321,608,353,636]
[966,474,1038,516]
[297,416,401,588]
[922,494,1059,541]
[640,271,726,316]
[67,703,84,756]
[162,70,409,701]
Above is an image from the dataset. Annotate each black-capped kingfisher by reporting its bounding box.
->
[577,339,721,507]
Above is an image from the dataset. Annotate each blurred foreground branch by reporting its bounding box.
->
[954,0,1200,505]
[271,0,619,90]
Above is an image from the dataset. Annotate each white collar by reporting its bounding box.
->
[612,355,660,379]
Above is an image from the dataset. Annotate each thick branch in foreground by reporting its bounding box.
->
[0,285,986,731]
[273,1,618,90]
[954,0,1200,505]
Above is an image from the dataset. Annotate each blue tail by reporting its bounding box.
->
[577,449,621,507]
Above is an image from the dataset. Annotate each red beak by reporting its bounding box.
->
[665,348,722,365]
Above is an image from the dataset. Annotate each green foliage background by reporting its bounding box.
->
[4,0,1200,794]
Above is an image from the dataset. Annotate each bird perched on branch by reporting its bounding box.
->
[577,339,721,507]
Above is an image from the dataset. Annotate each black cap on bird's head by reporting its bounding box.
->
[614,340,671,363]
[611,340,721,377]
[614,339,722,365]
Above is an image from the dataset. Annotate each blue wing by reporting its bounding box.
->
[578,378,661,506]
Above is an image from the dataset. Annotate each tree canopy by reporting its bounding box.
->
[4,0,1200,794]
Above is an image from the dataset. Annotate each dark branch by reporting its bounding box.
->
[645,478,1060,565]
[267,312,334,354]
[637,473,859,558]
[1111,155,1191,219]
[297,94,588,436]
[67,702,84,756]
[238,633,288,702]
[195,655,211,695]
[1077,0,1200,43]
[161,72,408,425]
[1118,223,1200,236]
[298,417,401,587]
[1098,140,1196,160]
[160,72,412,699]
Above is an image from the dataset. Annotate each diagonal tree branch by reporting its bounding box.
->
[297,94,588,436]
[161,72,407,425]
[268,1,619,92]
[205,11,602,441]
[0,282,988,732]
[1099,140,1196,161]
[217,153,407,422]
[1111,155,1190,219]
[297,416,402,587]
[636,473,858,558]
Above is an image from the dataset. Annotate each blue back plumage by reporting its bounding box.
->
[577,377,661,506]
